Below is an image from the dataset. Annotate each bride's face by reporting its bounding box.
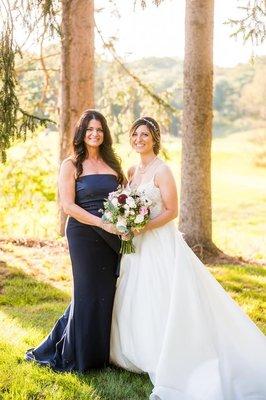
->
[130,124,154,155]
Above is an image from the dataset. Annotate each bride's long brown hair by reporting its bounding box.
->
[72,109,125,183]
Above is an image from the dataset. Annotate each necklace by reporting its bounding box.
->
[139,156,158,174]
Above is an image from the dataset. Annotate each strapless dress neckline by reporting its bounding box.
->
[77,174,118,180]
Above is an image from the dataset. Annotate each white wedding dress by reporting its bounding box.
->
[110,166,266,400]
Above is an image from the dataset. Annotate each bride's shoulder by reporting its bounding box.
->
[155,159,173,175]
[154,160,175,185]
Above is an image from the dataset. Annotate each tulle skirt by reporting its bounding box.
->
[110,221,266,400]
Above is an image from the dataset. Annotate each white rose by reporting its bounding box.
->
[134,214,144,224]
[124,209,130,218]
[108,191,116,200]
[126,196,136,208]
[111,197,119,206]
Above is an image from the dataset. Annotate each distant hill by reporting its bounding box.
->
[17,49,266,137]
[97,55,266,136]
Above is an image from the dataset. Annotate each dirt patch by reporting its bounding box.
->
[0,261,12,294]
[204,252,265,268]
[190,245,266,267]
[1,237,264,269]
[0,238,67,249]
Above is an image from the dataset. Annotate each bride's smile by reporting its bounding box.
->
[130,124,154,154]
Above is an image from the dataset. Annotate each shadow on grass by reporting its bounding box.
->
[0,260,69,335]
[0,261,152,400]
[1,251,265,399]
[0,342,151,400]
[211,263,266,294]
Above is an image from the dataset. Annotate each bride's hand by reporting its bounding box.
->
[132,227,146,236]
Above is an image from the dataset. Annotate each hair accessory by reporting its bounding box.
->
[141,118,157,131]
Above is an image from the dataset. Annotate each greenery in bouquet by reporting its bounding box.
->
[101,186,152,254]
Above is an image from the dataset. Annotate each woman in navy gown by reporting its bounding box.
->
[26,109,124,372]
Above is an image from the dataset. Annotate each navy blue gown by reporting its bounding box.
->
[26,174,121,372]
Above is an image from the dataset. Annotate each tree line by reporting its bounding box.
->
[15,50,266,140]
[1,0,265,257]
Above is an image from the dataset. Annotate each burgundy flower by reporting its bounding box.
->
[118,194,128,204]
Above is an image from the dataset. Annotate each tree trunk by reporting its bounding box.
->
[179,0,218,254]
[59,0,94,235]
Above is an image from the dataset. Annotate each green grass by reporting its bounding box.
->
[0,128,265,398]
[211,130,266,261]
[0,249,152,400]
[0,242,265,399]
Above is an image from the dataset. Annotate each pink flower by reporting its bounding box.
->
[140,206,148,216]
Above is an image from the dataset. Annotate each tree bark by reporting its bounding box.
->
[179,0,218,254]
[59,0,94,235]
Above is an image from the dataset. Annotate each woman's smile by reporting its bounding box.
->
[131,124,154,154]
[84,119,104,147]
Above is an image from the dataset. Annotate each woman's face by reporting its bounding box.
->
[84,119,104,148]
[130,124,154,155]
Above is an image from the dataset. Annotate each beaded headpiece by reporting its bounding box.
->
[140,118,157,131]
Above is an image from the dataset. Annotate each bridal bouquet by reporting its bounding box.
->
[101,186,152,254]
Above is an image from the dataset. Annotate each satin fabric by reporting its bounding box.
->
[26,174,121,372]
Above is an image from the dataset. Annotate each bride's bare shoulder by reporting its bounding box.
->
[154,160,175,185]
[155,159,173,175]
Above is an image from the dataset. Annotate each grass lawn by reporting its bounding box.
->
[0,244,153,400]
[0,128,265,398]
[0,241,265,400]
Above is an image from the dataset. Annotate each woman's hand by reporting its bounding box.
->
[121,232,133,241]
[101,221,120,235]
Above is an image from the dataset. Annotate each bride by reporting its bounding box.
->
[110,117,266,400]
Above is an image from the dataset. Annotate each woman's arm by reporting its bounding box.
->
[127,165,136,183]
[58,159,115,233]
[135,164,178,234]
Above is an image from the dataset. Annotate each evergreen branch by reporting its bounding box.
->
[0,24,55,162]
[224,0,266,45]
[19,108,55,124]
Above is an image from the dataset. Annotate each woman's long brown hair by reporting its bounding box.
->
[72,109,125,184]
